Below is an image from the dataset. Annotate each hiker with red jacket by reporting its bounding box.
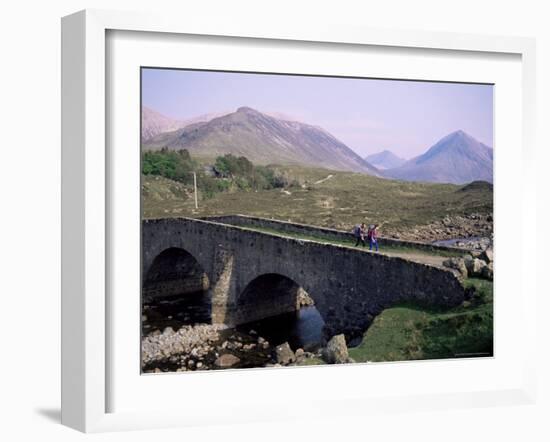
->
[367,224,379,252]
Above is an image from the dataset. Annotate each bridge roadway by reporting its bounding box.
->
[142,216,466,341]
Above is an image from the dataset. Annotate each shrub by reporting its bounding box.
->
[142,150,287,198]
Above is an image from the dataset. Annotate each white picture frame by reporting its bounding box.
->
[61,9,537,433]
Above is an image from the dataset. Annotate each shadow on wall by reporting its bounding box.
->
[235,273,303,324]
[143,247,210,300]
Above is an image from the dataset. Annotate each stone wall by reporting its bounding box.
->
[142,217,466,341]
[201,214,466,254]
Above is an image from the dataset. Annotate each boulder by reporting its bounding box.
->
[214,353,240,368]
[296,287,315,308]
[274,342,296,365]
[480,248,494,263]
[163,326,175,336]
[481,262,494,280]
[464,256,487,277]
[442,257,468,278]
[323,334,349,364]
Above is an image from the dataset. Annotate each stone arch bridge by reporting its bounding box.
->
[142,217,466,340]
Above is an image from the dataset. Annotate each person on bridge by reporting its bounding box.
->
[367,224,379,252]
[353,222,367,247]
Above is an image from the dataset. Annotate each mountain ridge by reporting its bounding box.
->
[143,106,380,175]
[365,150,406,169]
[141,107,231,141]
[383,130,493,184]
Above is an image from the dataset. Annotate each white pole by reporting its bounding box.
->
[193,172,198,209]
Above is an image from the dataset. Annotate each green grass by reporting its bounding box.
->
[234,224,465,258]
[348,278,493,362]
[297,357,325,366]
[142,164,493,234]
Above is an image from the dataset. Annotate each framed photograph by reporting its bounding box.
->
[61,9,537,432]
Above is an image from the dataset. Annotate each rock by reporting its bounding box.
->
[163,327,175,335]
[196,362,203,369]
[296,287,315,308]
[323,334,349,364]
[274,342,296,365]
[480,248,494,263]
[295,348,305,358]
[481,262,494,280]
[442,257,468,278]
[464,256,487,277]
[473,258,487,276]
[214,353,240,368]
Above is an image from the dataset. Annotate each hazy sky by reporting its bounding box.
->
[142,68,493,159]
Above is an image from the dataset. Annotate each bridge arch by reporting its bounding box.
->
[142,247,210,302]
[231,272,326,327]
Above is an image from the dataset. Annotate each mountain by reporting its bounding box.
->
[383,130,493,184]
[143,106,380,175]
[141,107,230,141]
[141,107,184,141]
[365,150,406,169]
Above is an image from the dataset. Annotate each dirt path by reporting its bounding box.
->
[380,250,447,268]
[240,224,452,269]
[313,174,334,185]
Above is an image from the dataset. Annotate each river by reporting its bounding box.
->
[142,292,326,371]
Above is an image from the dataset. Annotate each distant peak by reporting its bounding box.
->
[236,106,260,114]
[448,129,471,139]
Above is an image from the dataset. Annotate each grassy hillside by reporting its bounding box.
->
[142,163,493,237]
[348,278,493,362]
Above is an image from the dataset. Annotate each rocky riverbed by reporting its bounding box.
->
[141,323,327,373]
[384,213,493,245]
